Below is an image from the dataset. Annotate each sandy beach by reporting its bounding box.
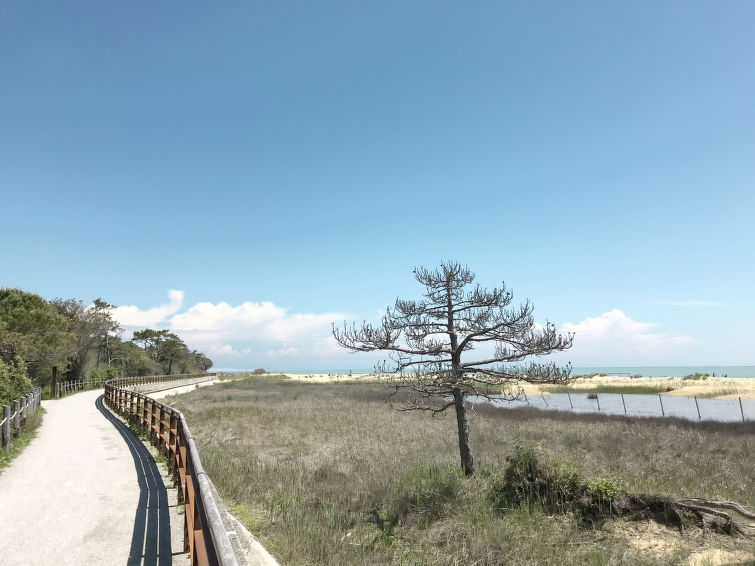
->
[277,372,755,401]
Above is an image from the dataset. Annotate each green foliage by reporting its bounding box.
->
[491,445,621,520]
[0,357,32,406]
[586,476,621,502]
[88,367,103,381]
[0,288,72,381]
[105,366,120,379]
[492,446,581,513]
[130,328,212,374]
[126,413,148,440]
[684,372,710,381]
[252,368,268,375]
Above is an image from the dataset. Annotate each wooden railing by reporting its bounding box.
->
[56,379,106,398]
[104,373,238,566]
[1,387,42,451]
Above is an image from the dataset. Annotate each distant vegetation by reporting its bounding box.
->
[0,288,213,401]
[683,372,710,380]
[542,384,673,395]
[170,379,754,565]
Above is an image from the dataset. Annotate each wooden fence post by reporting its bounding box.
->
[20,396,27,424]
[2,405,10,450]
[51,366,57,399]
[12,400,20,437]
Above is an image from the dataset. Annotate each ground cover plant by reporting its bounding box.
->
[169,378,755,565]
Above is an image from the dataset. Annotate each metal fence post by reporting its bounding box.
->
[740,397,746,423]
[694,396,701,420]
[2,405,10,450]
[621,393,627,414]
[658,394,665,416]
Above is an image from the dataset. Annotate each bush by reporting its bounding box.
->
[126,413,148,440]
[252,368,268,375]
[684,372,709,381]
[491,445,620,520]
[88,367,103,382]
[0,357,32,406]
[492,446,581,513]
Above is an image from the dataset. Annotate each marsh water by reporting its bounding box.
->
[470,393,755,423]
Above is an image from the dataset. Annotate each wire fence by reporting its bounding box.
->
[2,387,42,451]
[476,392,754,423]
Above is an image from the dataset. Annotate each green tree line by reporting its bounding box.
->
[0,288,212,404]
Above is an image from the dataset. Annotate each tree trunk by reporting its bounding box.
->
[452,388,474,476]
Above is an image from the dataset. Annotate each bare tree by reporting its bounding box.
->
[333,261,574,476]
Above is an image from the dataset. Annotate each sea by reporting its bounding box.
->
[271,366,755,378]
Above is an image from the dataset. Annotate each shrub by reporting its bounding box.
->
[126,413,148,440]
[252,368,268,375]
[492,446,581,513]
[684,372,709,381]
[491,445,620,520]
[0,357,32,407]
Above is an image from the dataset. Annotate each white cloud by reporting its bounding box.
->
[111,290,351,369]
[112,289,184,327]
[557,309,694,364]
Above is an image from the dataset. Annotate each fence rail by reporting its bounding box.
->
[56,379,106,398]
[2,387,42,451]
[104,373,238,566]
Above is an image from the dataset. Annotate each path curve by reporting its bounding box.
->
[0,390,186,565]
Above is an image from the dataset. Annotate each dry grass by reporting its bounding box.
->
[168,379,755,565]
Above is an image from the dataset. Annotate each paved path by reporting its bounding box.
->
[0,390,187,565]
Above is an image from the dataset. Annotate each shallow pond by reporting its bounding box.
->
[470,393,755,423]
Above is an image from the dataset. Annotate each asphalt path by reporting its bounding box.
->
[0,390,187,565]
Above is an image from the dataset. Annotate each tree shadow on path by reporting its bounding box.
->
[96,394,180,566]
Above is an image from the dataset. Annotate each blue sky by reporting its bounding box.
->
[2,2,753,370]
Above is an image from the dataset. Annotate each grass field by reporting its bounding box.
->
[541,384,673,395]
[168,378,754,565]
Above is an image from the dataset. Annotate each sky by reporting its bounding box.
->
[2,2,754,370]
